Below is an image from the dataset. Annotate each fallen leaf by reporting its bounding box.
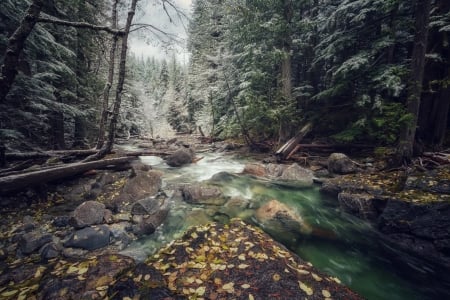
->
[196,286,206,296]
[322,289,331,297]
[241,284,251,289]
[238,264,249,269]
[298,281,313,296]
[312,273,322,281]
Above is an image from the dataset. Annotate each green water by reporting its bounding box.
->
[123,153,450,300]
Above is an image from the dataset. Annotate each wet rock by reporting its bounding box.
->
[328,153,357,174]
[338,192,386,221]
[210,171,237,182]
[180,184,227,205]
[40,242,61,260]
[265,163,286,177]
[113,170,163,211]
[165,148,194,167]
[62,247,88,258]
[242,163,267,177]
[53,215,70,227]
[279,163,315,185]
[378,200,450,267]
[18,230,53,254]
[255,199,312,235]
[69,200,108,229]
[131,195,167,215]
[64,225,111,250]
[133,210,169,236]
[110,219,362,300]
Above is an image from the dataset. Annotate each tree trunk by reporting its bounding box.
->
[0,0,44,103]
[397,0,432,163]
[96,0,119,149]
[275,122,312,161]
[279,0,293,143]
[50,91,65,150]
[0,157,135,194]
[85,0,138,162]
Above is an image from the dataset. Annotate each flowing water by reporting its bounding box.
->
[121,152,450,300]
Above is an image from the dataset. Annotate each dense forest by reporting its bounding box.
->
[1,0,449,162]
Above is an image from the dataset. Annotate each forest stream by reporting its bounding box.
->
[117,150,450,300]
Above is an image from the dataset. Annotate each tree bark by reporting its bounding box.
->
[397,0,432,163]
[0,157,135,194]
[37,16,124,35]
[0,0,44,103]
[96,0,119,149]
[275,122,312,161]
[85,0,139,162]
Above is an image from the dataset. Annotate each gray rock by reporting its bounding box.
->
[131,197,166,215]
[181,184,227,205]
[53,215,70,227]
[40,242,61,259]
[165,148,194,167]
[255,199,312,235]
[338,192,382,222]
[133,209,169,236]
[62,247,88,259]
[279,163,314,185]
[64,225,111,250]
[265,163,286,177]
[328,153,357,174]
[113,170,163,211]
[19,231,53,254]
[70,201,107,229]
[242,163,267,177]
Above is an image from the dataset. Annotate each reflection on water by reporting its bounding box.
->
[122,153,450,300]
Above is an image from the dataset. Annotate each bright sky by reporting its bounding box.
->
[129,0,192,63]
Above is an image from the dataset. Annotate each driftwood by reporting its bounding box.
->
[5,149,99,160]
[0,156,135,194]
[275,123,312,161]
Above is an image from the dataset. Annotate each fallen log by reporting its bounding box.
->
[5,149,99,160]
[275,123,312,161]
[0,156,136,194]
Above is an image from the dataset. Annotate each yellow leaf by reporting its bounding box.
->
[96,286,108,291]
[78,267,88,275]
[196,286,206,296]
[1,290,18,297]
[322,289,331,297]
[241,284,251,289]
[214,278,222,285]
[238,254,246,260]
[66,266,78,274]
[272,273,281,281]
[298,281,313,296]
[312,273,322,281]
[191,232,199,239]
[249,294,255,300]
[238,264,249,269]
[222,282,234,290]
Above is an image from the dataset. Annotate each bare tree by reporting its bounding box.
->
[96,0,120,149]
[0,0,44,103]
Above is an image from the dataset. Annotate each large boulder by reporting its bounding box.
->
[328,153,357,174]
[279,163,315,185]
[165,148,194,167]
[255,199,312,234]
[18,230,53,254]
[113,170,163,211]
[108,219,362,300]
[70,201,109,229]
[180,184,227,205]
[242,163,267,177]
[131,196,170,236]
[64,225,111,250]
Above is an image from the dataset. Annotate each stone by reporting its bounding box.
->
[279,163,315,185]
[18,231,53,254]
[255,199,312,234]
[337,192,384,222]
[64,225,111,250]
[133,210,169,236]
[265,163,286,177]
[131,197,166,215]
[242,163,267,177]
[180,184,227,205]
[62,247,88,259]
[328,153,357,174]
[165,148,194,167]
[70,201,107,229]
[40,242,60,260]
[113,170,163,211]
[53,215,70,227]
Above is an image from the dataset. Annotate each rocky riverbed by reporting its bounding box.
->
[0,138,449,299]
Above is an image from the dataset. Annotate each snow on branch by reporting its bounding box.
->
[37,16,125,36]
